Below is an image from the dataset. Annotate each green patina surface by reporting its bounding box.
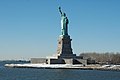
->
[59,7,69,35]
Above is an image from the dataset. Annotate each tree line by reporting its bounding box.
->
[80,52,120,65]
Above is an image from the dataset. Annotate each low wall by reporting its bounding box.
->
[75,59,87,65]
[63,58,73,64]
[48,58,64,64]
[31,58,47,64]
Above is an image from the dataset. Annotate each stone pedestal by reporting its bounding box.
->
[57,35,76,58]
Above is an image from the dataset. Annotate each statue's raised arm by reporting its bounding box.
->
[59,7,62,15]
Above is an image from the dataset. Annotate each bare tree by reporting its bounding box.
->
[80,52,120,64]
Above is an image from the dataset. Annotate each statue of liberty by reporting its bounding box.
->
[59,7,69,35]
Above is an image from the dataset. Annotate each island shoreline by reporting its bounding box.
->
[4,64,120,71]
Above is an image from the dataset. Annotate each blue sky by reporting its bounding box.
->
[0,0,120,60]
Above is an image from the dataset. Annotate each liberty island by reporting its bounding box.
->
[4,7,120,70]
[5,7,88,68]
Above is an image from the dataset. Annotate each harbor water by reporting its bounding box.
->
[0,61,120,80]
